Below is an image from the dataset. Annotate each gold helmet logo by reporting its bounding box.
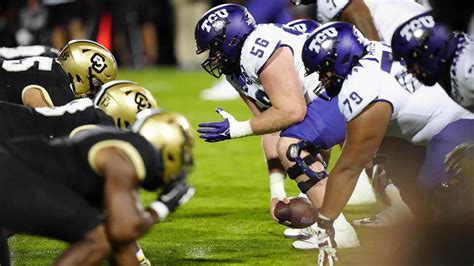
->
[94,80,158,128]
[131,109,195,184]
[58,39,118,98]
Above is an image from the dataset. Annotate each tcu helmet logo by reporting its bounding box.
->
[308,27,338,53]
[288,24,308,34]
[201,8,229,33]
[399,15,435,42]
[90,53,107,73]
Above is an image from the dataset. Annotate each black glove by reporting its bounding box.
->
[157,174,195,212]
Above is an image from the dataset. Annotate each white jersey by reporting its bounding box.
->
[226,24,319,109]
[450,33,474,111]
[316,0,428,42]
[338,42,474,145]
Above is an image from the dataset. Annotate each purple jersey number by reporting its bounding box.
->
[250,38,269,58]
[342,91,363,113]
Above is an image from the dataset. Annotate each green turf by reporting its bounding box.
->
[9,68,386,265]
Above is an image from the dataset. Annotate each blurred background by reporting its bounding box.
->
[0,0,315,69]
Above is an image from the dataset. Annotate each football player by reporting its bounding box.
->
[391,12,474,112]
[0,81,195,264]
[0,109,190,265]
[290,0,430,228]
[0,39,117,108]
[302,22,474,265]
[0,80,156,142]
[291,0,428,42]
[195,4,359,249]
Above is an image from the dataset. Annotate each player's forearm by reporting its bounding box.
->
[320,165,362,219]
[340,0,380,41]
[250,105,305,135]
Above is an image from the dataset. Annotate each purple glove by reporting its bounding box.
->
[198,108,231,142]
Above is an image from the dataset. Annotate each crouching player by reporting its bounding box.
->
[0,109,192,265]
[302,22,474,265]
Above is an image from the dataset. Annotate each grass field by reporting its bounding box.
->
[8,68,395,265]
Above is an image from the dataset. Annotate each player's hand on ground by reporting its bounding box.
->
[316,215,338,266]
[198,108,252,142]
[270,197,290,221]
[445,141,474,178]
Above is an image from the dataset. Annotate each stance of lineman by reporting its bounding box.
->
[0,81,195,265]
[302,22,474,265]
[0,110,191,265]
[194,4,359,248]
[290,0,431,230]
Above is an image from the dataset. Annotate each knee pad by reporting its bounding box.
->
[286,140,328,193]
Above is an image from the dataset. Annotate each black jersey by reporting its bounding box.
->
[0,56,75,106]
[4,128,164,204]
[0,99,115,143]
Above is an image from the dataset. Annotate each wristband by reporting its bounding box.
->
[150,201,170,221]
[231,120,253,138]
[270,172,286,200]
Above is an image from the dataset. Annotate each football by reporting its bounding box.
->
[274,197,318,228]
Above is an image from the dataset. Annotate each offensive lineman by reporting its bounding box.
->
[302,22,474,265]
[391,12,474,112]
[289,0,431,230]
[194,4,359,248]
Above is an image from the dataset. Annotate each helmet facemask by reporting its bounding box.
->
[200,36,226,78]
[307,38,343,101]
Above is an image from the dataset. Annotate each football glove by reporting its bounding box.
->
[445,141,474,179]
[198,108,253,142]
[316,215,338,266]
[157,176,195,212]
[371,163,391,207]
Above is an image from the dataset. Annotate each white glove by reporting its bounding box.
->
[316,215,338,266]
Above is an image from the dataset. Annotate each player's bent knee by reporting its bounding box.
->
[276,137,298,166]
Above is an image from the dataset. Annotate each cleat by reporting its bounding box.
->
[291,213,360,250]
[292,223,360,250]
[283,226,315,239]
